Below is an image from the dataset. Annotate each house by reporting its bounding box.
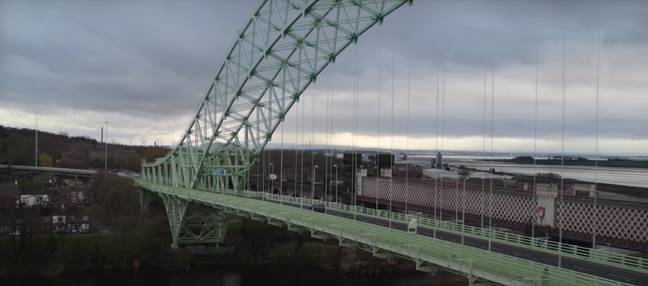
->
[51,215,66,233]
[0,209,14,235]
[51,207,92,234]
[66,215,91,233]
[536,183,575,197]
[19,194,50,207]
[69,190,89,205]
[0,183,19,209]
[568,183,596,197]
[0,208,43,235]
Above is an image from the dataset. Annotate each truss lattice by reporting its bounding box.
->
[142,0,411,192]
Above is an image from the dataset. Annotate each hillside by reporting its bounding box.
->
[0,125,169,173]
[491,156,648,169]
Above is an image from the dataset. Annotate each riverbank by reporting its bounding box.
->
[0,218,458,280]
[456,161,648,197]
[490,156,648,169]
[0,232,191,276]
[2,263,467,286]
[0,173,466,284]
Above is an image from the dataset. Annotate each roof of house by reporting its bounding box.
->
[0,183,19,194]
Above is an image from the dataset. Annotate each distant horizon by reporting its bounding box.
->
[3,124,646,159]
[2,1,648,158]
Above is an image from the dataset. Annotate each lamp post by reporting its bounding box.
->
[34,112,38,167]
[311,165,319,210]
[269,162,274,194]
[333,164,338,203]
[104,121,108,172]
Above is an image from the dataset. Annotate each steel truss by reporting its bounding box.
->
[138,181,632,286]
[160,194,228,247]
[141,0,412,194]
[136,1,647,284]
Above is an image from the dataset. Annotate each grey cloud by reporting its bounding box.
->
[1,0,647,151]
[1,0,256,118]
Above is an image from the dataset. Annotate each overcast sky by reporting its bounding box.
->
[1,0,647,155]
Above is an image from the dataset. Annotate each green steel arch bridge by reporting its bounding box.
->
[136,1,648,285]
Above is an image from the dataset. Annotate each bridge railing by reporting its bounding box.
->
[330,201,648,274]
[290,203,631,286]
[142,182,632,286]
[239,190,648,274]
[170,183,647,275]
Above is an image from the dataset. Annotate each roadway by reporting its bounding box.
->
[140,181,638,285]
[335,210,648,285]
[268,199,647,285]
[0,164,97,176]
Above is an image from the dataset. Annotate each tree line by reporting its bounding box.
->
[0,125,168,172]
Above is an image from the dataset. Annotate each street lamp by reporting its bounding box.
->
[333,164,338,203]
[311,165,319,210]
[104,121,108,172]
[269,162,274,194]
[34,112,38,167]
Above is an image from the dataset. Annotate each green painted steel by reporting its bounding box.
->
[207,189,648,275]
[195,188,648,275]
[159,193,229,248]
[159,193,188,248]
[137,0,645,284]
[137,179,632,286]
[142,0,412,192]
[254,192,648,275]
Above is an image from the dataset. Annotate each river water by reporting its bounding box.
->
[4,264,464,286]
[454,161,648,189]
[408,155,648,189]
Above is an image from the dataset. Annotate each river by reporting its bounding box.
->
[3,264,465,286]
[408,155,648,189]
[454,161,648,189]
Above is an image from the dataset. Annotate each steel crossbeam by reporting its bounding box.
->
[135,1,642,284]
[138,179,632,286]
[141,0,412,193]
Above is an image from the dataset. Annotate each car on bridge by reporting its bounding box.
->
[312,203,325,213]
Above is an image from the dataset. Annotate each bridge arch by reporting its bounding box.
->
[135,3,648,283]
[142,0,412,191]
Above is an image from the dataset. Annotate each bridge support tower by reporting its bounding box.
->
[159,194,229,248]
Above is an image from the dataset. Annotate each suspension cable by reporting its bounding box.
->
[262,137,266,200]
[434,63,440,239]
[481,66,487,230]
[558,37,566,268]
[310,79,316,208]
[441,62,446,225]
[325,71,331,211]
[352,47,359,220]
[300,75,306,208]
[376,70,382,210]
[405,66,411,217]
[280,107,284,202]
[593,32,601,249]
[489,65,495,252]
[389,46,395,229]
[333,63,338,205]
[295,91,301,207]
[533,48,539,239]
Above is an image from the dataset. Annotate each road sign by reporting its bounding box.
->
[212,168,226,176]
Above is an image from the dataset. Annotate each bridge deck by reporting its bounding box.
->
[0,164,97,176]
[138,180,634,286]
[267,201,648,285]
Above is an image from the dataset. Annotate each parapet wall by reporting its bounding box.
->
[359,177,648,250]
